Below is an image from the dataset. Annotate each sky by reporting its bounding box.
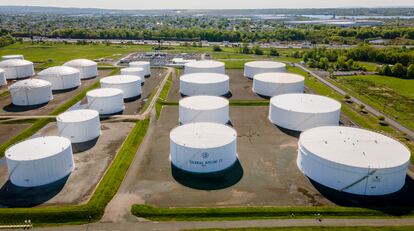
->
[0,0,413,9]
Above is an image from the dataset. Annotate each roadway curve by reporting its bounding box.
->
[296,63,414,140]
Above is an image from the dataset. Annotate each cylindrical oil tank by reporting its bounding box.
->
[129,61,151,77]
[63,59,98,79]
[179,96,229,124]
[57,109,101,143]
[297,126,411,195]
[269,93,341,132]
[2,55,24,61]
[184,60,225,74]
[100,75,142,99]
[120,67,145,83]
[244,61,286,79]
[253,72,304,97]
[37,66,81,91]
[170,122,238,173]
[5,136,74,187]
[0,59,35,80]
[0,68,6,86]
[180,73,229,96]
[9,79,53,106]
[86,88,124,115]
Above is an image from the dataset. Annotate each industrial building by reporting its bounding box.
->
[0,59,35,80]
[120,67,146,83]
[86,88,124,114]
[57,109,101,144]
[2,55,24,61]
[297,126,410,195]
[180,73,229,96]
[179,96,229,124]
[252,72,304,97]
[170,122,238,173]
[5,136,74,187]
[129,61,151,77]
[100,75,142,99]
[9,79,53,106]
[37,66,81,91]
[244,61,286,79]
[0,68,6,86]
[184,60,225,74]
[269,93,341,131]
[63,59,98,79]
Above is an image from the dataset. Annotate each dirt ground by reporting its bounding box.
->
[0,123,31,145]
[167,69,265,101]
[0,121,134,207]
[121,106,334,207]
[0,69,113,116]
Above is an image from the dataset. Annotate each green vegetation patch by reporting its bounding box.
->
[131,204,414,221]
[335,75,414,130]
[155,71,174,118]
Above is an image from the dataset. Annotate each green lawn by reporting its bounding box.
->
[335,74,414,130]
[356,61,379,72]
[0,42,153,68]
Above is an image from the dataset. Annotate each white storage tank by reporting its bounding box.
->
[269,93,341,132]
[9,79,53,106]
[244,61,286,79]
[0,59,35,80]
[63,59,98,79]
[179,96,229,124]
[184,60,225,74]
[100,75,142,99]
[120,67,145,83]
[0,68,6,86]
[180,73,229,96]
[86,88,124,115]
[2,55,24,60]
[37,66,81,91]
[253,72,305,97]
[57,109,101,144]
[170,122,238,173]
[297,126,411,196]
[5,136,74,187]
[129,61,151,77]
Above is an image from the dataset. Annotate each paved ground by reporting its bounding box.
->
[0,123,30,145]
[0,69,113,116]
[0,121,134,207]
[103,106,333,219]
[33,218,414,231]
[167,69,264,101]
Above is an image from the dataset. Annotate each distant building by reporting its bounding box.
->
[286,19,384,27]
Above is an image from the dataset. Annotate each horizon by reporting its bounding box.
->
[0,0,414,10]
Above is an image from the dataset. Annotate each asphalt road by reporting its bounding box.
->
[296,63,414,140]
[33,218,414,231]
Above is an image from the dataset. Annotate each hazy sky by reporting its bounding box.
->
[0,0,413,9]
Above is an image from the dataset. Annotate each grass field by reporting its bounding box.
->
[0,42,153,68]
[335,74,414,130]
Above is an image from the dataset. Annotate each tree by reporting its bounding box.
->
[239,43,250,54]
[269,47,279,56]
[212,45,222,52]
[252,45,263,55]
[336,56,348,70]
[318,57,329,70]
[380,65,392,76]
[391,63,406,77]
[406,64,414,79]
